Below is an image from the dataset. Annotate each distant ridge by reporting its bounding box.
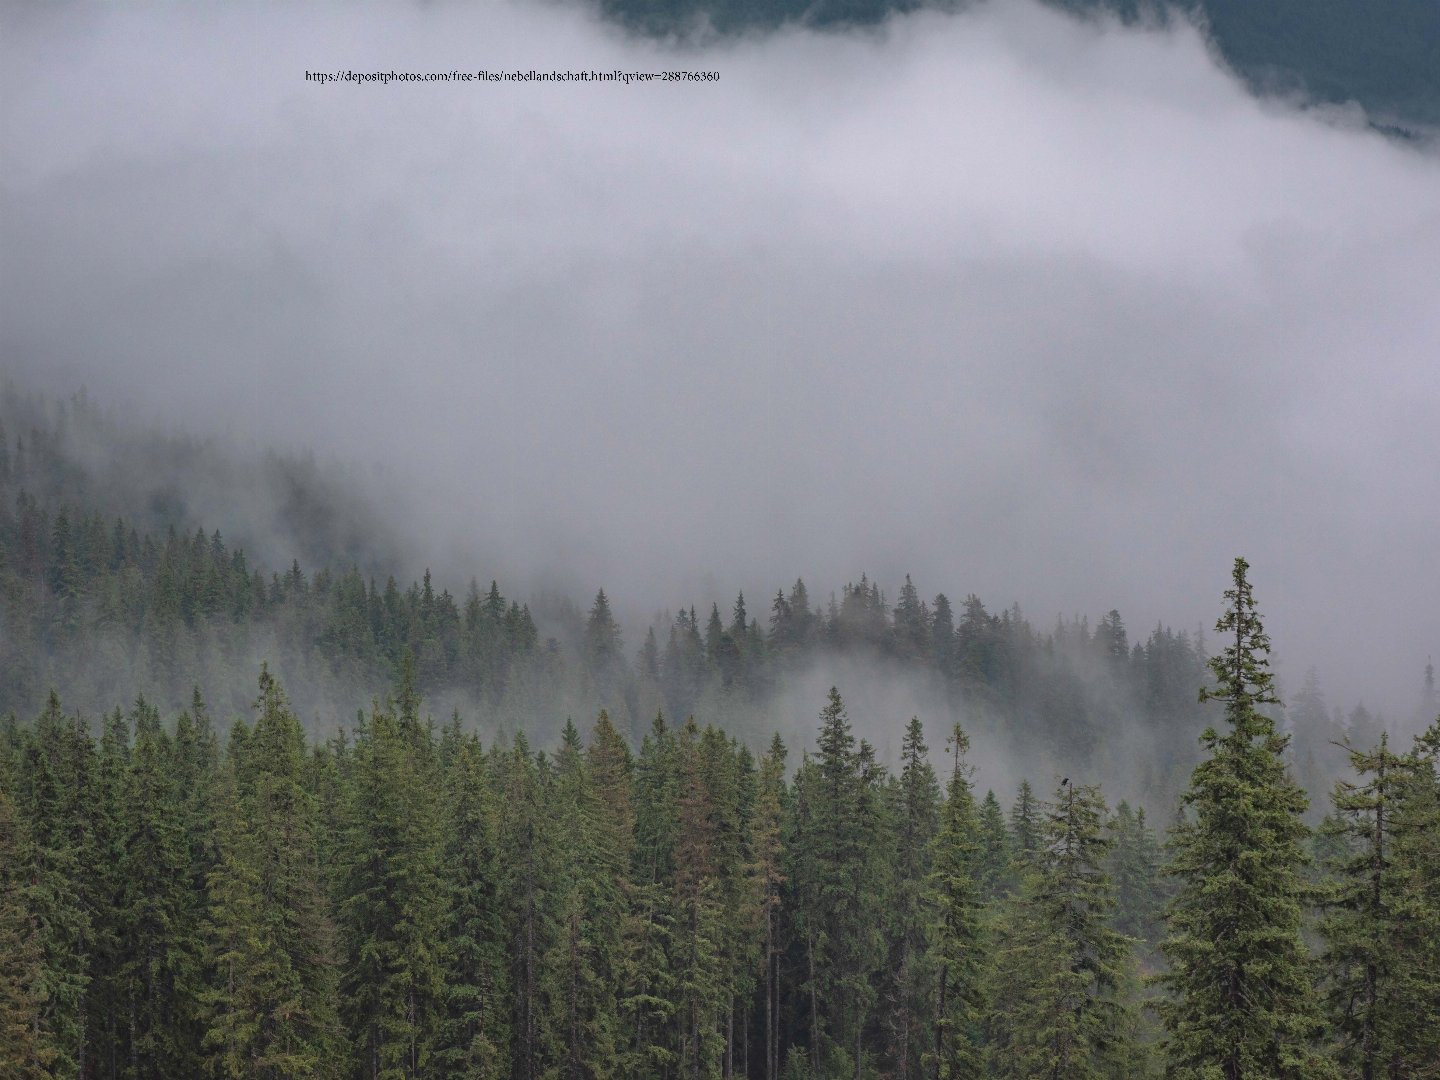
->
[588,0,1440,134]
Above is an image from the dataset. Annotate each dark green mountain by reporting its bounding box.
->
[594,0,1440,132]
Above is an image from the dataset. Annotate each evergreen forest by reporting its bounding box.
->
[2,387,1439,1078]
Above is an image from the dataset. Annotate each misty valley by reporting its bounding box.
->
[3,0,1439,1071]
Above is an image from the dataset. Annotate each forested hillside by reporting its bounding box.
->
[6,387,1426,813]
[5,388,1439,1075]
[591,0,1440,132]
[3,567,1439,1077]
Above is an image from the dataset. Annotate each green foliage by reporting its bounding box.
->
[1105,801,1163,953]
[787,688,890,1079]
[1319,731,1440,1077]
[1319,716,1440,1076]
[1159,559,1336,1079]
[924,723,986,1080]
[11,695,93,1076]
[0,788,51,1078]
[5,538,1430,1080]
[1009,779,1042,866]
[434,725,509,1078]
[988,780,1137,1079]
[884,717,940,1080]
[337,679,447,1080]
[202,669,342,1079]
[975,790,1010,902]
[121,694,209,1076]
[496,732,560,1080]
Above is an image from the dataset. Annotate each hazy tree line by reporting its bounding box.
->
[6,394,1429,816]
[3,558,1439,1078]
[4,393,1439,1076]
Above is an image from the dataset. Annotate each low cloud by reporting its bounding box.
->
[3,0,1437,718]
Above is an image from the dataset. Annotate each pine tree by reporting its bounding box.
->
[930,594,956,682]
[750,734,787,1080]
[975,791,1010,901]
[893,577,930,662]
[586,710,638,1002]
[1323,716,1440,1076]
[1106,801,1163,952]
[202,669,341,1079]
[585,589,628,712]
[497,733,559,1080]
[337,686,446,1080]
[88,703,134,1079]
[621,714,680,1074]
[1159,558,1336,1079]
[1319,732,1434,1078]
[434,724,509,1078]
[988,781,1135,1080]
[887,717,940,1080]
[12,695,93,1077]
[0,788,51,1078]
[788,688,888,1080]
[120,695,199,1078]
[924,723,985,1080]
[670,721,730,1080]
[1008,780,1041,867]
[536,717,622,1080]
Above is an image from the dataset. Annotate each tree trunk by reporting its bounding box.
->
[726,997,734,1079]
[765,903,774,1080]
[934,964,947,1080]
[809,934,819,1077]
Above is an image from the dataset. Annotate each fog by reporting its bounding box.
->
[3,0,1438,720]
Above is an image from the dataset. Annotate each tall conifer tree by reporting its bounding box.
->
[1319,732,1436,1078]
[987,781,1135,1080]
[202,670,341,1079]
[338,687,447,1080]
[434,724,509,1078]
[924,723,985,1080]
[1159,558,1335,1079]
[887,717,940,1080]
[0,788,51,1078]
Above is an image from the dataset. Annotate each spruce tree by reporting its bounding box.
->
[750,734,787,1080]
[1337,716,1440,1075]
[337,688,446,1080]
[202,670,341,1079]
[120,696,198,1078]
[975,791,1010,901]
[1106,801,1163,952]
[1159,558,1335,1079]
[1008,781,1042,868]
[434,724,509,1079]
[670,721,730,1080]
[924,723,985,1080]
[0,788,51,1078]
[13,695,93,1077]
[987,781,1135,1080]
[887,717,940,1080]
[497,732,559,1080]
[88,703,134,1079]
[622,713,682,1074]
[1319,732,1435,1078]
[536,718,622,1080]
[788,688,888,1080]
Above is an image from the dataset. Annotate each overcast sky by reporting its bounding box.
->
[3,0,1438,719]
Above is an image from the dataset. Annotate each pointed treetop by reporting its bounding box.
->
[1199,556,1280,715]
